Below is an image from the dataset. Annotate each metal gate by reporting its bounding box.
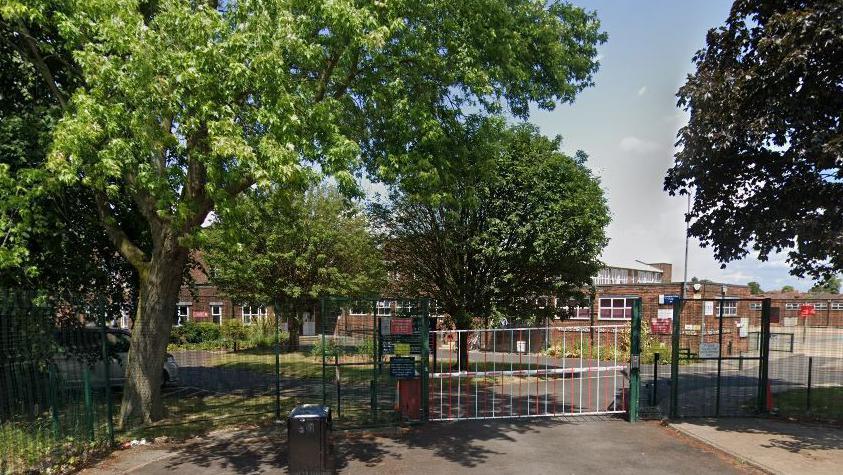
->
[668,297,770,418]
[319,297,430,428]
[428,300,641,422]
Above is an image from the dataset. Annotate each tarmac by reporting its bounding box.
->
[670,418,843,475]
[81,417,756,474]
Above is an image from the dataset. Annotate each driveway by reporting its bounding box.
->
[82,418,756,474]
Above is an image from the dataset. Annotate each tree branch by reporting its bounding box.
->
[17,23,68,110]
[94,192,150,273]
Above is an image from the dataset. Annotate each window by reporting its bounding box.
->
[599,297,633,320]
[242,305,267,324]
[831,302,843,311]
[210,304,223,324]
[813,303,828,311]
[749,302,762,311]
[175,305,190,326]
[376,300,392,317]
[636,271,661,283]
[348,302,369,315]
[395,300,413,316]
[715,300,737,316]
[785,303,800,310]
[559,305,591,320]
[593,268,629,285]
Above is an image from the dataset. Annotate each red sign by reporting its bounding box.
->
[651,318,672,335]
[390,318,414,335]
[193,311,208,320]
[799,304,816,317]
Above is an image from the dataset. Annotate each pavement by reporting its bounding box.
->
[80,418,755,474]
[670,418,843,475]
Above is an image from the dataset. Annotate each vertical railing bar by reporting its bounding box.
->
[457,331,461,420]
[510,328,514,417]
[475,331,478,418]
[545,328,549,415]
[527,328,531,416]
[492,328,496,418]
[597,327,601,412]
[562,329,566,414]
[579,330,584,413]
[614,328,618,411]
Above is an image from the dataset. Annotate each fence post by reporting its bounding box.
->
[421,298,430,422]
[273,298,281,422]
[321,297,327,407]
[651,352,659,406]
[628,299,641,422]
[98,301,114,447]
[371,299,378,422]
[715,294,725,417]
[806,356,813,412]
[82,365,94,441]
[758,298,772,413]
[670,299,682,418]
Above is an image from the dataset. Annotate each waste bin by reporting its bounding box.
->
[288,404,333,474]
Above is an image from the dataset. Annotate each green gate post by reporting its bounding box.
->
[757,298,772,413]
[48,365,61,439]
[98,303,114,446]
[321,298,327,407]
[273,299,281,421]
[371,299,378,422]
[82,365,94,441]
[420,299,430,422]
[628,299,642,422]
[670,299,682,418]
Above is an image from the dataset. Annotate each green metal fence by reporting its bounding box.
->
[1,290,116,474]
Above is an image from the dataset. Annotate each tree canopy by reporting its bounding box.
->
[375,117,609,328]
[203,183,386,306]
[810,275,840,294]
[747,281,762,295]
[2,0,606,426]
[665,0,842,279]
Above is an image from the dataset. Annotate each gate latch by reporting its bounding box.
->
[630,355,640,369]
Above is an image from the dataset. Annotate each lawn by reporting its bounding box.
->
[774,386,843,422]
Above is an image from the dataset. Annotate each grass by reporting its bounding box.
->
[773,386,843,422]
[209,350,377,380]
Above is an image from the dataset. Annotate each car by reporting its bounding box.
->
[53,327,179,388]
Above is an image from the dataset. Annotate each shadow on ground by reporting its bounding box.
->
[676,417,843,454]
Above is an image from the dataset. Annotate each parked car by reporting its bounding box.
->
[53,327,179,388]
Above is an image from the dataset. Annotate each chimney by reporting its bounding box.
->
[647,263,673,283]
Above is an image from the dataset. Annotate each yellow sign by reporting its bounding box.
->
[394,343,410,355]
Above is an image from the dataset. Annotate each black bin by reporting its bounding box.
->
[288,404,333,474]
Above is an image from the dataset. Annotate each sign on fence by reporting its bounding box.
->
[699,343,720,358]
[390,356,417,379]
[799,304,816,317]
[390,318,414,335]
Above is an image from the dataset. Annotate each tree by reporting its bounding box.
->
[202,184,386,349]
[3,0,605,426]
[0,12,140,306]
[747,281,762,295]
[375,118,609,366]
[781,285,795,293]
[810,275,840,294]
[665,0,843,279]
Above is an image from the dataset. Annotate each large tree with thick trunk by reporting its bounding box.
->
[375,118,609,367]
[2,0,605,427]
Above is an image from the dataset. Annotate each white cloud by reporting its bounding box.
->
[618,136,662,154]
[637,86,647,96]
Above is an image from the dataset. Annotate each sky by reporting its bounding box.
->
[525,0,818,292]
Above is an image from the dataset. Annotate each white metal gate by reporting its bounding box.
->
[428,326,629,421]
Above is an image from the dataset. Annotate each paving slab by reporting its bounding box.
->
[80,418,753,474]
[670,418,843,475]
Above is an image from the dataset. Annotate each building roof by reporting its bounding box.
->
[601,258,664,273]
[759,291,841,300]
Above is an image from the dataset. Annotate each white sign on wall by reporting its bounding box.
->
[704,301,714,316]
[657,309,673,319]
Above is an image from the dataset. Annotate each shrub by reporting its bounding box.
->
[170,321,222,344]
[354,338,375,357]
[310,338,344,359]
[220,319,248,346]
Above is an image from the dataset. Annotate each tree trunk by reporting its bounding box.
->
[118,238,187,429]
[458,331,470,370]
